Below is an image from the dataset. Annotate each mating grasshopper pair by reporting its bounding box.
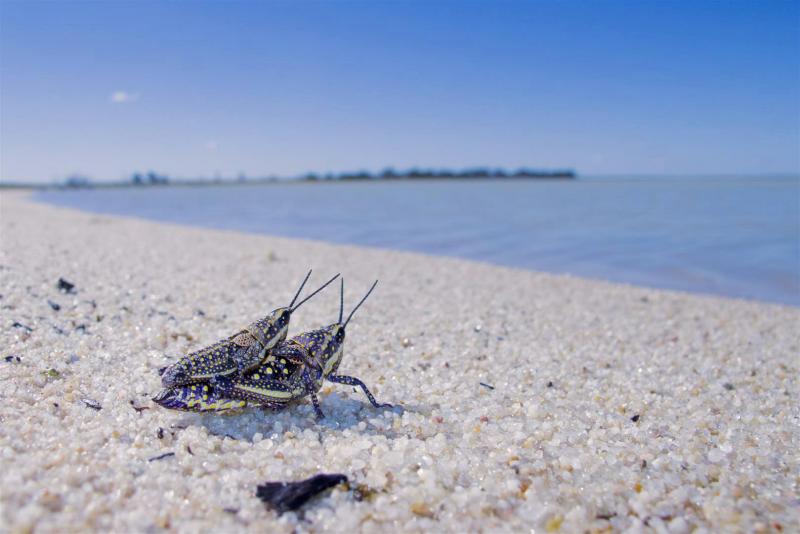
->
[153,271,392,419]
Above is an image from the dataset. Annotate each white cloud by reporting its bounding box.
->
[110,91,139,104]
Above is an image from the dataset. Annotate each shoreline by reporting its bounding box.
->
[30,186,800,308]
[1,191,798,531]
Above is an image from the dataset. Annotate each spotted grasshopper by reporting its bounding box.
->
[160,270,339,388]
[153,279,392,419]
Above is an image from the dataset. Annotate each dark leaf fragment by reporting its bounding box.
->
[479,382,495,390]
[48,300,61,311]
[12,322,33,333]
[256,474,348,514]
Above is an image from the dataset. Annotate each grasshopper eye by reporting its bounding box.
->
[268,308,290,328]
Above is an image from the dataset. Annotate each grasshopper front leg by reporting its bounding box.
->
[327,374,392,410]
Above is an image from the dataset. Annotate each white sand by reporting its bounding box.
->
[1,191,798,533]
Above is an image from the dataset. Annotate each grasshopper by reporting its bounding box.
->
[160,270,339,388]
[153,279,392,419]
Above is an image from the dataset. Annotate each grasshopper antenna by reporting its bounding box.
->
[291,273,340,312]
[338,278,345,324]
[288,270,313,309]
[344,280,378,328]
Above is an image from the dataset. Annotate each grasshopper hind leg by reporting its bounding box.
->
[327,374,392,410]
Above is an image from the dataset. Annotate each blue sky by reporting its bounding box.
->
[1,0,798,183]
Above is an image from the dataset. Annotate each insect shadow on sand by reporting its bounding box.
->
[172,395,412,442]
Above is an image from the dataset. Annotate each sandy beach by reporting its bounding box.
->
[1,191,798,532]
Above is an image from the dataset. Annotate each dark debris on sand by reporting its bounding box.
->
[12,322,33,333]
[81,398,102,410]
[256,474,348,515]
[130,400,150,413]
[57,278,76,294]
[148,452,175,462]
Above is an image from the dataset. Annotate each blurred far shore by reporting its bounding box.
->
[0,167,577,190]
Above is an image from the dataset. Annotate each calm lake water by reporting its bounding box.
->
[35,178,800,306]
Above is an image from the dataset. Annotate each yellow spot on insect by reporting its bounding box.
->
[203,385,208,392]
[280,359,286,365]
[266,367,273,374]
[283,368,289,374]
[191,385,197,391]
[238,401,246,407]
[203,395,208,401]
[253,374,260,380]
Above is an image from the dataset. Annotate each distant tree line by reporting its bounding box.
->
[63,175,92,188]
[302,167,575,181]
[59,171,171,188]
[58,166,575,188]
[131,171,170,185]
